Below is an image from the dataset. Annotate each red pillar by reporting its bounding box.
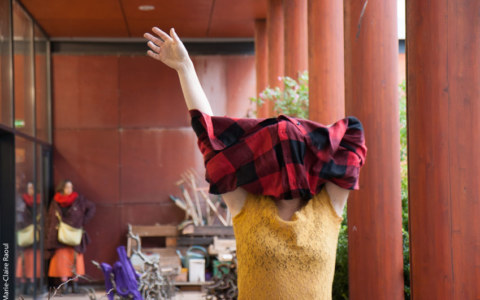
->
[284,0,307,79]
[254,20,269,118]
[344,0,404,298]
[307,0,344,124]
[407,1,480,298]
[266,0,284,117]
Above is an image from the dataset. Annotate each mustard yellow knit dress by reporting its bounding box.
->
[232,185,344,300]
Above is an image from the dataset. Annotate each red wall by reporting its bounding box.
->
[52,53,256,279]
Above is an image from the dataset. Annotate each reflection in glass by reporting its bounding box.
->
[13,1,34,136]
[35,143,47,295]
[35,25,49,142]
[15,137,45,297]
[0,0,12,126]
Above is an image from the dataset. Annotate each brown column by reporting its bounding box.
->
[344,0,404,299]
[284,0,307,79]
[266,0,284,117]
[307,0,344,124]
[254,20,269,118]
[407,1,480,298]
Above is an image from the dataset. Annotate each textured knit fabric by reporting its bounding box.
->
[232,185,343,299]
[189,109,367,201]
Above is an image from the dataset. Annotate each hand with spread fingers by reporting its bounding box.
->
[144,27,190,71]
[143,26,213,115]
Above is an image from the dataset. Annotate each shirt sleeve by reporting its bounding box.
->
[298,115,367,190]
[189,109,266,163]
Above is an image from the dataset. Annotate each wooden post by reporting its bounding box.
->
[307,0,345,124]
[284,0,307,79]
[266,0,284,117]
[254,20,269,118]
[344,0,404,298]
[406,0,480,298]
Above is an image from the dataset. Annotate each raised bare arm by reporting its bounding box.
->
[143,27,213,115]
[144,27,247,217]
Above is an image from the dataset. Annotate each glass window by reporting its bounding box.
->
[13,2,34,136]
[34,25,49,142]
[0,0,12,126]
[15,137,41,298]
[34,143,47,294]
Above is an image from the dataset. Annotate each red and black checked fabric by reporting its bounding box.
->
[189,109,367,201]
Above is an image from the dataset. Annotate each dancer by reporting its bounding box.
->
[144,27,367,299]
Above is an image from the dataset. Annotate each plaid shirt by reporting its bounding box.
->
[190,109,367,201]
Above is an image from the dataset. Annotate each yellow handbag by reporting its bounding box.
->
[17,214,41,247]
[55,211,83,246]
[17,224,39,247]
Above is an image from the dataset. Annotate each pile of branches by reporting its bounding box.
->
[171,168,230,227]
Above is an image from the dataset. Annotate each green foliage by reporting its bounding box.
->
[332,215,349,300]
[249,75,410,299]
[399,79,410,299]
[249,71,309,118]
